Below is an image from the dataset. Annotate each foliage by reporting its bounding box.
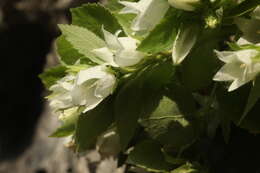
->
[40,1,260,172]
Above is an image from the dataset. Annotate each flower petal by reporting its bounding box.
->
[92,47,118,67]
[228,78,250,92]
[102,27,122,50]
[119,1,139,14]
[95,74,117,98]
[82,86,104,113]
[172,25,198,65]
[118,37,138,50]
[76,66,106,85]
[214,50,237,63]
[235,49,258,65]
[237,37,252,45]
[213,62,244,81]
[120,0,169,32]
[114,49,145,67]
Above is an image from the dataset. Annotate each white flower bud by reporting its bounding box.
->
[119,0,169,32]
[92,28,145,67]
[72,65,117,113]
[48,65,117,113]
[172,25,199,65]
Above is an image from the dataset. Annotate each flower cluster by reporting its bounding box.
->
[48,65,117,114]
[48,28,146,118]
[40,1,260,172]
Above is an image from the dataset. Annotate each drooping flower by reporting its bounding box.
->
[213,49,260,92]
[71,65,117,112]
[48,65,117,113]
[119,0,169,32]
[168,0,200,11]
[92,28,145,67]
[172,25,199,65]
[48,74,76,111]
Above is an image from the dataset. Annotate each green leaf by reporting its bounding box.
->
[215,84,260,134]
[226,0,260,18]
[113,13,136,37]
[127,140,172,172]
[75,98,114,152]
[240,100,260,134]
[104,0,138,12]
[59,24,106,64]
[114,72,144,150]
[104,0,136,37]
[141,96,197,152]
[71,3,123,38]
[165,81,197,117]
[171,163,199,173]
[137,9,181,54]
[39,65,67,88]
[180,28,223,91]
[104,0,124,12]
[115,62,175,150]
[56,36,86,65]
[235,17,260,44]
[141,62,176,118]
[228,42,260,51]
[239,76,260,123]
[220,110,231,143]
[50,108,79,137]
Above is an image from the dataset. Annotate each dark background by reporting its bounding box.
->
[0,0,98,161]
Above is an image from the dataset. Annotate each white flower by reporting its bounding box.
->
[48,65,117,113]
[119,0,169,32]
[172,25,198,65]
[71,65,117,113]
[213,49,260,92]
[92,28,145,67]
[48,75,76,110]
[237,37,253,45]
[168,0,200,11]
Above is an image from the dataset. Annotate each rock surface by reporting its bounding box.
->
[0,103,125,173]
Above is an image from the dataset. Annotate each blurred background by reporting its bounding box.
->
[0,0,124,173]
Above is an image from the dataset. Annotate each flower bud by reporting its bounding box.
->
[48,65,117,114]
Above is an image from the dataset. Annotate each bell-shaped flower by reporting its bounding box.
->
[92,28,145,67]
[213,49,260,92]
[48,75,76,111]
[48,65,117,113]
[71,65,117,113]
[119,0,169,32]
[168,0,200,11]
[172,24,199,65]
